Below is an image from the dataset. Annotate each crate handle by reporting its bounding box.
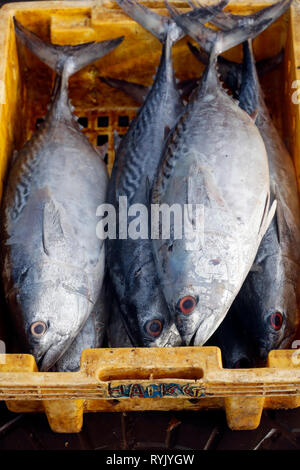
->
[98,366,204,381]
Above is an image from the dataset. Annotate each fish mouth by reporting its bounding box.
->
[181,330,197,347]
[183,325,209,347]
[38,338,71,371]
[158,323,183,347]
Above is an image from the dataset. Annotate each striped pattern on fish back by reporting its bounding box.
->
[115,83,169,204]
[152,110,189,205]
[113,42,181,206]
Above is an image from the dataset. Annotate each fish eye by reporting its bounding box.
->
[270,311,284,331]
[145,319,163,338]
[178,296,197,315]
[30,321,47,338]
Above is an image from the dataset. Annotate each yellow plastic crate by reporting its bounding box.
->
[0,0,300,433]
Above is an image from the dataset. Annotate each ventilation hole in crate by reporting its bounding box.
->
[35,118,44,129]
[78,117,88,128]
[98,116,109,127]
[97,135,108,146]
[118,115,129,127]
[104,153,108,165]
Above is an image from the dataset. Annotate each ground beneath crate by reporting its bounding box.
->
[0,402,300,450]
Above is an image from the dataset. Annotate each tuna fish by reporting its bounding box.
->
[232,38,300,361]
[51,286,107,372]
[150,1,291,347]
[0,19,123,371]
[106,0,226,346]
[200,4,299,361]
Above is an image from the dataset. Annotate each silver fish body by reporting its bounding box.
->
[106,0,226,347]
[233,40,300,359]
[186,15,298,362]
[106,0,186,347]
[152,75,272,346]
[106,38,183,346]
[0,20,123,370]
[151,3,282,346]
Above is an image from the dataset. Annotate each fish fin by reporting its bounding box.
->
[166,0,291,55]
[209,0,292,27]
[117,0,228,43]
[258,195,277,243]
[257,49,284,76]
[116,0,172,42]
[99,76,148,105]
[273,206,281,246]
[42,198,75,257]
[187,163,229,213]
[13,18,124,78]
[187,41,209,65]
[273,186,296,247]
[187,40,242,95]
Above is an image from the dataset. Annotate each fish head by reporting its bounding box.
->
[237,255,300,361]
[157,236,238,347]
[122,254,182,347]
[10,263,93,371]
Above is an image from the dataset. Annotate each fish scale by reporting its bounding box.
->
[113,39,181,204]
[0,20,123,371]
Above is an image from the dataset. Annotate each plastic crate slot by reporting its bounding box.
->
[118,115,129,127]
[98,367,204,381]
[97,116,109,127]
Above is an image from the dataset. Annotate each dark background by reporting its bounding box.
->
[0,0,299,451]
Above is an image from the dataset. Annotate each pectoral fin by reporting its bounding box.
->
[258,193,277,242]
[42,198,77,257]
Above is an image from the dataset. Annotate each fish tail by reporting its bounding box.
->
[13,18,124,79]
[117,0,228,44]
[166,0,292,55]
[116,0,171,42]
[99,76,148,105]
